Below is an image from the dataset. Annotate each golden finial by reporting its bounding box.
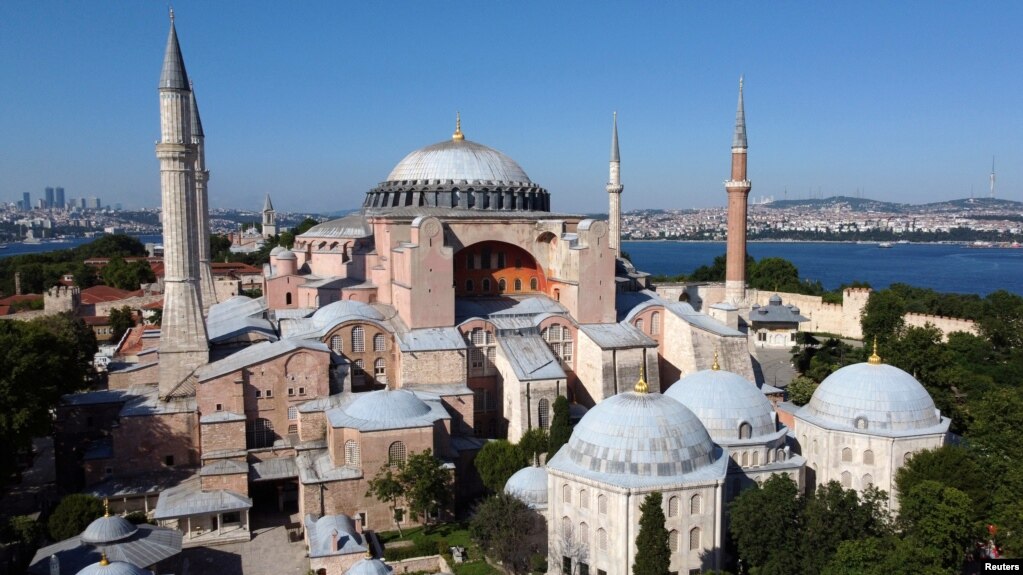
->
[99,552,110,566]
[103,498,110,517]
[634,361,649,394]
[452,112,464,141]
[868,337,882,365]
[711,350,720,371]
[365,548,373,558]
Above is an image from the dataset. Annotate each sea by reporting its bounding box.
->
[1,236,1020,297]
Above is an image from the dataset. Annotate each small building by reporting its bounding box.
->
[749,294,809,348]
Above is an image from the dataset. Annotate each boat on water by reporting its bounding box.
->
[878,242,893,248]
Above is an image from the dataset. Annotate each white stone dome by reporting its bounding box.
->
[80,514,138,544]
[504,466,548,509]
[665,369,777,442]
[551,391,718,484]
[269,246,287,256]
[800,361,942,432]
[345,558,394,575]
[346,389,431,422]
[386,139,532,185]
[76,559,150,575]
[275,249,296,260]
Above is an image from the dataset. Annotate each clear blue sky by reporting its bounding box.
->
[1,2,1020,213]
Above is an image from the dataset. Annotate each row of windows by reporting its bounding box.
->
[254,387,308,398]
[464,250,527,270]
[841,471,874,489]
[561,516,701,552]
[463,276,539,293]
[734,448,788,467]
[329,329,387,354]
[841,448,875,464]
[633,312,661,336]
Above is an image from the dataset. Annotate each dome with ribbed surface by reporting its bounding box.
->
[504,466,549,509]
[665,370,777,442]
[799,362,942,433]
[81,515,138,544]
[387,139,531,184]
[345,557,394,575]
[549,391,719,487]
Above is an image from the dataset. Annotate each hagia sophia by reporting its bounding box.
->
[45,14,951,575]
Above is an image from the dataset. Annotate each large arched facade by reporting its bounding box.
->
[453,241,548,297]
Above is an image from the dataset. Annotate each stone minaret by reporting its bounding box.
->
[261,193,278,238]
[157,11,209,399]
[606,112,623,258]
[189,83,217,314]
[725,77,751,304]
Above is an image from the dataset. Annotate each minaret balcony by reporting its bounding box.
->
[725,180,751,189]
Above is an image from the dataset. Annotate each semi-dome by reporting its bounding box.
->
[345,557,394,575]
[311,300,386,328]
[799,360,942,433]
[665,369,777,442]
[80,514,138,544]
[549,390,719,486]
[504,466,549,509]
[346,389,431,422]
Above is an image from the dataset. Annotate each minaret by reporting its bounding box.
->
[606,112,623,258]
[725,76,751,304]
[157,10,209,400]
[261,193,278,238]
[190,83,217,314]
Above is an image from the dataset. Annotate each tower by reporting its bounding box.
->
[156,11,209,399]
[725,76,751,304]
[190,83,217,313]
[262,193,278,238]
[990,156,996,199]
[606,112,623,258]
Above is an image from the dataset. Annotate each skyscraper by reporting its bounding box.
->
[44,187,54,209]
[22,192,30,212]
[55,187,65,209]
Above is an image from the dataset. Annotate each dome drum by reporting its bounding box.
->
[364,182,549,212]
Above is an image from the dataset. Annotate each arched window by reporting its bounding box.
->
[651,312,660,335]
[466,279,474,292]
[597,528,607,550]
[497,252,506,268]
[578,522,588,546]
[375,358,387,384]
[352,359,365,385]
[863,473,874,487]
[777,447,786,461]
[561,516,572,543]
[669,529,679,552]
[352,326,365,352]
[904,452,913,465]
[246,418,275,449]
[741,451,749,467]
[841,471,852,488]
[667,496,679,517]
[842,447,852,462]
[598,494,607,514]
[373,333,386,352]
[739,422,752,440]
[538,398,550,430]
[388,441,406,466]
[690,493,702,514]
[482,278,491,292]
[752,451,759,466]
[498,278,506,292]
[812,440,819,455]
[285,292,292,305]
[855,417,868,430]
[863,450,874,465]
[579,489,589,509]
[530,277,538,291]
[562,484,571,504]
[330,335,343,353]
[635,318,644,332]
[514,278,522,291]
[344,440,360,466]
[689,527,701,550]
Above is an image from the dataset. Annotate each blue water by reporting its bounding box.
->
[625,241,1023,297]
[0,235,164,258]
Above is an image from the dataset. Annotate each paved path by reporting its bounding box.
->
[753,347,798,389]
[173,512,307,575]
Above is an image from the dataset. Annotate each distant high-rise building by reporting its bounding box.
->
[55,187,65,209]
[22,192,30,212]
[87,197,101,209]
[44,187,54,209]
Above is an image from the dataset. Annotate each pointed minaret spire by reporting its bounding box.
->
[262,194,278,237]
[160,11,189,90]
[733,75,747,150]
[263,193,274,212]
[188,82,204,137]
[190,82,216,313]
[606,112,624,258]
[724,76,752,305]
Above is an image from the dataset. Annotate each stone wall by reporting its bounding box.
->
[904,313,978,338]
[200,472,248,494]
[399,349,465,388]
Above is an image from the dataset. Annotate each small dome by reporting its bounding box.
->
[312,300,386,328]
[346,558,394,575]
[270,246,287,256]
[275,249,296,260]
[346,390,431,422]
[559,392,716,479]
[386,139,532,184]
[76,559,150,575]
[800,362,941,432]
[769,294,783,305]
[80,515,138,544]
[665,370,777,442]
[504,466,548,509]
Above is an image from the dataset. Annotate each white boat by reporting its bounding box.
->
[878,242,893,248]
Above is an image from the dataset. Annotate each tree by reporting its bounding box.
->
[798,482,890,574]
[897,480,973,574]
[822,537,892,575]
[108,305,136,343]
[518,427,549,466]
[633,492,670,575]
[470,493,547,574]
[399,449,452,526]
[48,494,103,540]
[786,376,818,406]
[548,396,572,457]
[729,474,802,575]
[966,387,1023,475]
[474,440,528,493]
[861,290,906,346]
[978,290,1023,352]
[894,445,991,525]
[102,256,155,290]
[366,466,405,536]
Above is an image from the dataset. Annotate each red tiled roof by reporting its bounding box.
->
[0,306,11,316]
[142,299,164,310]
[0,294,43,305]
[81,315,110,326]
[80,285,143,305]
[212,262,262,274]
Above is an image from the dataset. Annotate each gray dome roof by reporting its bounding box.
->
[346,558,394,575]
[665,369,777,442]
[799,362,942,432]
[504,466,548,509]
[387,139,532,184]
[80,515,138,544]
[269,246,287,256]
[555,391,717,482]
[346,390,431,422]
[275,249,296,260]
[302,213,372,239]
[76,559,150,575]
[312,300,386,328]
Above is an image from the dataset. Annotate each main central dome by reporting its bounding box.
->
[363,122,550,213]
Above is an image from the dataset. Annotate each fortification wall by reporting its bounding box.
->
[904,313,978,339]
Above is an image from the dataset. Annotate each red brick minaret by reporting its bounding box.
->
[725,76,750,304]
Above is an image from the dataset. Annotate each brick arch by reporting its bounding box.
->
[453,240,547,297]
[284,351,318,379]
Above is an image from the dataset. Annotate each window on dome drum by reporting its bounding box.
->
[530,277,538,291]
[498,278,506,292]
[635,318,644,332]
[651,312,660,335]
[598,494,607,514]
[841,471,852,488]
[330,335,343,354]
[598,528,608,550]
[863,473,873,487]
[691,493,702,514]
[288,406,298,420]
[246,418,275,449]
[689,527,701,550]
[374,334,386,352]
[539,398,551,430]
[388,441,406,466]
[562,484,571,504]
[855,417,868,430]
[344,440,360,466]
[482,278,491,292]
[466,279,474,292]
[669,529,679,552]
[668,496,679,517]
[352,360,365,386]
[739,422,752,440]
[842,448,852,462]
[352,327,365,352]
[375,358,387,384]
[863,450,874,465]
[514,278,522,291]
[579,489,589,509]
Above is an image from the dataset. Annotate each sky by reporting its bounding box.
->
[1,2,1020,214]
